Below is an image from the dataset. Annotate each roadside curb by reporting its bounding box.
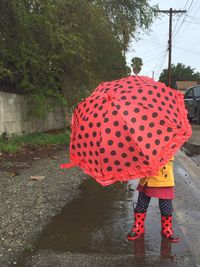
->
[176,149,200,181]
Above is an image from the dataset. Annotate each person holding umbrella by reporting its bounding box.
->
[61,75,192,243]
[127,156,180,243]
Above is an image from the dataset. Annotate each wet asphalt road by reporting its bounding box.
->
[13,151,200,267]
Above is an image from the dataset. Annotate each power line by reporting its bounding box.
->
[172,0,189,38]
[173,45,200,54]
[187,14,200,22]
[185,19,200,25]
[173,0,197,42]
[143,52,168,64]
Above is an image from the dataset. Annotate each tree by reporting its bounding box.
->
[90,0,157,56]
[0,0,156,116]
[131,57,143,75]
[159,63,200,88]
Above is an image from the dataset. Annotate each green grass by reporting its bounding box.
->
[0,130,70,153]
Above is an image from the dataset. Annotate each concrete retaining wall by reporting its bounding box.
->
[0,91,66,135]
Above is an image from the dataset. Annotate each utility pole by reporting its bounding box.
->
[156,9,186,87]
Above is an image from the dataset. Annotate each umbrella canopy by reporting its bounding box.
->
[61,76,192,186]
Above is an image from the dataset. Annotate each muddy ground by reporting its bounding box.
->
[0,144,66,172]
[0,144,84,267]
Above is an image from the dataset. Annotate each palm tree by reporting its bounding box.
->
[131,57,143,75]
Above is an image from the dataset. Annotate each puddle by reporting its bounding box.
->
[32,179,136,255]
[14,178,194,266]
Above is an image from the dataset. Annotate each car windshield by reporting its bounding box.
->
[195,87,200,97]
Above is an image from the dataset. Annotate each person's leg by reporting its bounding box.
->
[159,199,180,243]
[127,191,151,241]
[135,191,151,213]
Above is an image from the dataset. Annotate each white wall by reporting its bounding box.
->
[0,91,66,135]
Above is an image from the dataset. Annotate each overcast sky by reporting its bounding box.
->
[126,0,200,80]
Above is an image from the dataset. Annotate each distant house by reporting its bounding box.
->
[176,81,200,93]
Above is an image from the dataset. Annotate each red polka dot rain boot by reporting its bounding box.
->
[127,212,146,241]
[161,215,180,243]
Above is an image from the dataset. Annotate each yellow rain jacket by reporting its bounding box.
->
[139,157,175,187]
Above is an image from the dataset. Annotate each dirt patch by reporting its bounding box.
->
[0,144,67,172]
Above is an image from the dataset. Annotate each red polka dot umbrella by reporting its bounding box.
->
[61,76,192,186]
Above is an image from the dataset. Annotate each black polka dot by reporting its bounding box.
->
[125,136,131,142]
[131,117,136,123]
[157,129,162,135]
[131,96,137,100]
[142,115,148,121]
[152,112,158,118]
[148,90,153,95]
[112,110,118,116]
[108,140,113,145]
[134,108,140,113]
[105,128,111,134]
[115,131,121,137]
[90,141,94,147]
[167,127,172,132]
[100,148,105,153]
[164,136,169,142]
[152,149,157,155]
[149,122,154,128]
[147,132,152,138]
[118,142,124,148]
[146,143,150,149]
[111,150,116,156]
[155,139,160,145]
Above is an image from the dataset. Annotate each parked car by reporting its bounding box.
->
[184,85,200,124]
